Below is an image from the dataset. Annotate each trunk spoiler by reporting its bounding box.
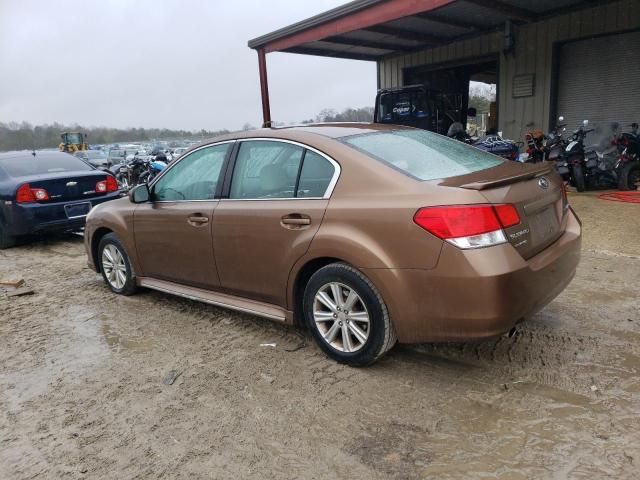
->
[456,163,553,190]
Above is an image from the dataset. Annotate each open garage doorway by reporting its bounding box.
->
[403,58,498,137]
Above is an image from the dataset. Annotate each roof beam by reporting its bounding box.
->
[284,47,380,62]
[256,0,456,53]
[413,12,480,30]
[363,25,446,45]
[463,0,536,22]
[324,35,416,52]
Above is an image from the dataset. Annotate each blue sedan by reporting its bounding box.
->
[0,150,121,248]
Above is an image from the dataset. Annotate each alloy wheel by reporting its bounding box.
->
[313,282,370,353]
[101,244,127,290]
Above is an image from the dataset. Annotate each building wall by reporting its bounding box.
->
[377,0,640,140]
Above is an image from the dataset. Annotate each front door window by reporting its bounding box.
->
[154,143,230,201]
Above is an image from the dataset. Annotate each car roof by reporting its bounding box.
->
[270,122,407,138]
[197,122,412,147]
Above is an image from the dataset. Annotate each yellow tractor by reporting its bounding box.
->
[59,132,88,153]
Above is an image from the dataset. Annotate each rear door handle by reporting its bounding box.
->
[281,214,311,228]
[187,214,209,227]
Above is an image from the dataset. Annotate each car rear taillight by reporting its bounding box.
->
[16,183,49,203]
[96,175,119,194]
[413,204,521,249]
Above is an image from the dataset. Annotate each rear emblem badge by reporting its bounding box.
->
[66,181,78,187]
[538,177,550,190]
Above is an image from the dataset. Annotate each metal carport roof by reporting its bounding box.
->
[247,0,596,125]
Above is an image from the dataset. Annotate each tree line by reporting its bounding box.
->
[0,121,230,152]
[0,106,378,151]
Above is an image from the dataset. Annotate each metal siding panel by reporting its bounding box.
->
[591,4,609,35]
[383,58,392,88]
[557,31,640,133]
[605,2,619,32]
[418,49,427,66]
[390,57,397,87]
[455,40,464,60]
[446,42,456,61]
[481,33,491,56]
[432,45,442,64]
[570,11,582,38]
[580,3,595,36]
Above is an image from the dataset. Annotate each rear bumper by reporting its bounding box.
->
[363,209,582,344]
[2,193,120,236]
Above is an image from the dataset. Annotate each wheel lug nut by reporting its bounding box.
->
[339,321,343,326]
[333,313,337,318]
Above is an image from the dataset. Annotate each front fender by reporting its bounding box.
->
[85,198,139,273]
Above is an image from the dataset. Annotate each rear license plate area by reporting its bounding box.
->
[528,206,559,245]
[64,202,91,219]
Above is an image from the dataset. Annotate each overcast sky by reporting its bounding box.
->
[0,0,376,131]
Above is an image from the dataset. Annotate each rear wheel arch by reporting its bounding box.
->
[291,257,342,326]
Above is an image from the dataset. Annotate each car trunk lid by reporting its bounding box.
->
[441,162,567,259]
[17,171,113,202]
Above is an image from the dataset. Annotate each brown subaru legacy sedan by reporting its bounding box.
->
[85,124,581,365]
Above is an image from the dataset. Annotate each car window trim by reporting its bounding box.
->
[220,137,341,201]
[149,140,236,203]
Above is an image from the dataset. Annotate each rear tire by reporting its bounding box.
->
[572,162,586,192]
[303,263,396,366]
[618,162,640,191]
[98,233,137,295]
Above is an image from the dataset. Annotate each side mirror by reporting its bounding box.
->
[466,107,477,117]
[129,184,150,203]
[558,116,564,122]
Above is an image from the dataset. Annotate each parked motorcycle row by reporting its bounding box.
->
[525,117,640,191]
[447,117,640,192]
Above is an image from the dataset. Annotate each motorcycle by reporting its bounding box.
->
[525,116,567,164]
[109,154,166,192]
[567,120,626,192]
[447,122,521,161]
[614,122,640,190]
[137,159,167,185]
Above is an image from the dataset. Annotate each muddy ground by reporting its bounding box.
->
[1,192,639,479]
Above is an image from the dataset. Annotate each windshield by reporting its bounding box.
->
[0,154,93,177]
[64,133,83,144]
[342,129,503,181]
[86,151,107,159]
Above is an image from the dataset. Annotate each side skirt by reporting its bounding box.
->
[137,277,289,322]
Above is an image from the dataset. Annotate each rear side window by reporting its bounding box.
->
[230,141,304,199]
[0,153,92,177]
[342,129,503,181]
[297,151,335,198]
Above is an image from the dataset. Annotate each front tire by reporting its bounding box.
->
[98,233,137,295]
[303,263,396,366]
[618,161,640,191]
[572,162,586,192]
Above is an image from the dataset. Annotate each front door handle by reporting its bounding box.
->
[187,214,209,227]
[281,213,311,229]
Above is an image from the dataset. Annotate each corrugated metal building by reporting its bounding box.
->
[249,0,640,141]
